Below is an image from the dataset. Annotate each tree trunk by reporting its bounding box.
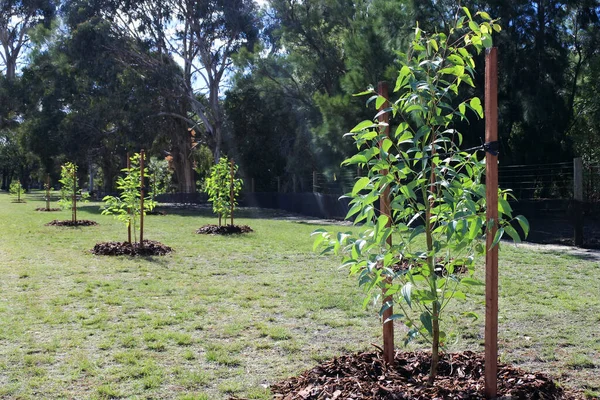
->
[169,119,196,193]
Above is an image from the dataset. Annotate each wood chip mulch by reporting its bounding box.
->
[35,207,61,212]
[45,219,98,226]
[91,240,172,256]
[196,224,253,235]
[270,351,586,400]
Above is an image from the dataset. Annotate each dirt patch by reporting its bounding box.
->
[196,224,253,235]
[45,220,98,227]
[91,240,172,256]
[271,350,584,400]
[35,207,61,212]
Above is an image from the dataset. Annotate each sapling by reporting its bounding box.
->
[102,152,156,244]
[312,8,529,384]
[9,180,25,202]
[205,157,243,226]
[58,162,89,222]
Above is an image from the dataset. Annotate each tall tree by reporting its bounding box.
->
[0,0,55,82]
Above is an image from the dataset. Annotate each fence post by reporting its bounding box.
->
[574,157,584,246]
[313,171,318,193]
[251,177,255,193]
[484,47,499,400]
[277,176,281,193]
[293,174,297,193]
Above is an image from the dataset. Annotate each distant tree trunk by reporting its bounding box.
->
[169,119,196,193]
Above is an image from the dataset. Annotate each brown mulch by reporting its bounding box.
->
[45,219,98,226]
[196,224,253,235]
[146,210,167,215]
[35,207,61,212]
[271,351,585,400]
[91,240,173,256]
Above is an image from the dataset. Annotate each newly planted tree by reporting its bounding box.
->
[313,8,529,384]
[102,152,156,244]
[9,180,25,202]
[205,157,243,227]
[58,162,89,222]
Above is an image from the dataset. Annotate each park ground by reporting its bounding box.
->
[0,191,599,399]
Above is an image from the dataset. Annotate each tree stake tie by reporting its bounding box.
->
[482,140,500,156]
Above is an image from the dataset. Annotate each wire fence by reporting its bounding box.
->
[239,160,600,202]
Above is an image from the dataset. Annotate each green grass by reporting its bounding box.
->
[0,190,599,398]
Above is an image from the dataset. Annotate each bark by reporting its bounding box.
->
[169,119,196,193]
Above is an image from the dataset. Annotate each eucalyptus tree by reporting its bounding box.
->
[0,0,55,82]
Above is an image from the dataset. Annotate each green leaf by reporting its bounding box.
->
[401,282,413,308]
[460,277,484,286]
[384,314,405,324]
[354,88,375,96]
[504,224,521,243]
[462,7,472,20]
[351,120,376,133]
[515,215,530,238]
[489,227,504,250]
[463,311,479,321]
[478,11,492,21]
[352,177,371,196]
[468,20,480,33]
[469,97,483,118]
[375,96,387,110]
[381,138,393,153]
[498,197,513,217]
[420,312,433,336]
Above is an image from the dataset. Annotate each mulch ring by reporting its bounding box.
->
[146,209,167,215]
[196,224,253,235]
[35,207,61,212]
[91,240,172,256]
[271,350,585,400]
[45,219,98,227]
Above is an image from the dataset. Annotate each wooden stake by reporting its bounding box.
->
[378,81,394,365]
[573,157,584,246]
[140,149,145,248]
[46,173,50,211]
[485,47,499,400]
[72,167,77,223]
[230,159,235,226]
[127,153,131,244]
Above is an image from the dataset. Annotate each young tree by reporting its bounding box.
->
[9,179,24,202]
[58,162,89,222]
[313,8,528,384]
[102,153,156,244]
[205,157,242,227]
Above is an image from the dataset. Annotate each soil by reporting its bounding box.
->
[45,219,98,226]
[271,350,586,400]
[196,224,253,235]
[91,240,173,256]
[35,207,61,212]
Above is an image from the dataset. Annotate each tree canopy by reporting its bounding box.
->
[1,0,600,192]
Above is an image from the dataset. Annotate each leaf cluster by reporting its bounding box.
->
[57,162,89,211]
[313,8,529,350]
[205,157,243,226]
[102,153,155,241]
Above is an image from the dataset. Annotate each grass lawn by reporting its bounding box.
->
[0,191,599,399]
